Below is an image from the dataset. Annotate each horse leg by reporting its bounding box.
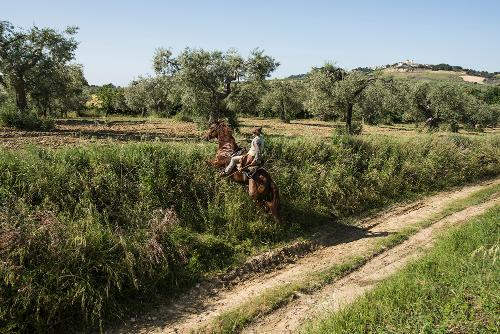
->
[248,178,259,200]
[206,158,218,167]
[249,176,283,224]
[265,180,283,224]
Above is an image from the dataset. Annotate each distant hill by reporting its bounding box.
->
[381,61,500,85]
[382,69,500,86]
[287,73,307,80]
[286,62,500,85]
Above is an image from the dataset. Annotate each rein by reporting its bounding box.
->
[223,163,253,178]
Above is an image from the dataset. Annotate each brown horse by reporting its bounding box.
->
[203,121,283,224]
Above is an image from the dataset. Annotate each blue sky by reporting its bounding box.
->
[3,0,499,86]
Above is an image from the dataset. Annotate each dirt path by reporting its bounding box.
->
[243,196,499,333]
[114,178,500,334]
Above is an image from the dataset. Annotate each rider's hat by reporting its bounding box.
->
[252,126,262,135]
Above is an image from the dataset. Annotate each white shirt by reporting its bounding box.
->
[248,135,264,161]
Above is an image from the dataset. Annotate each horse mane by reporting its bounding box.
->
[214,120,238,151]
[216,121,234,138]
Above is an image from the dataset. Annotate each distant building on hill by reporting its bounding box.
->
[394,59,419,72]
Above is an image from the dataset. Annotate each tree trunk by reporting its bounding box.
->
[346,103,353,133]
[281,98,287,122]
[13,76,28,112]
[210,108,220,123]
[224,79,231,97]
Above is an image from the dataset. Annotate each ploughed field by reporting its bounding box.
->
[1,117,499,149]
[1,117,499,333]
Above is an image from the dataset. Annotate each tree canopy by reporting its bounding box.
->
[0,20,79,112]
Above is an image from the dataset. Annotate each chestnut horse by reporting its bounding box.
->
[203,121,283,224]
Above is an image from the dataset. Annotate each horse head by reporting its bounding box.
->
[202,120,231,141]
[202,121,220,141]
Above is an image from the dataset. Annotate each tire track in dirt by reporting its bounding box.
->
[113,178,500,334]
[243,196,500,333]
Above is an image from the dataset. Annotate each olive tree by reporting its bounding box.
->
[125,76,173,116]
[410,81,486,131]
[29,63,87,116]
[225,81,267,116]
[359,79,413,125]
[305,63,345,120]
[306,64,380,132]
[0,20,78,112]
[332,71,377,133]
[259,80,305,122]
[173,47,279,125]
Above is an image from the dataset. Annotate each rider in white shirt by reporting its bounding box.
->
[221,126,264,176]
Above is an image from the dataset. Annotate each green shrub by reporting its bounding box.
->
[0,104,54,131]
[334,121,363,136]
[173,112,194,122]
[0,134,498,331]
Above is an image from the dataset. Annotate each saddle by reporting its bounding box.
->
[244,165,261,177]
[240,162,264,180]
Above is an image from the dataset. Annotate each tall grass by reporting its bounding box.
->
[0,134,499,332]
[303,205,500,334]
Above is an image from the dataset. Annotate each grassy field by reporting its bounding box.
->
[303,204,500,334]
[383,68,500,85]
[1,131,499,332]
[383,69,468,82]
[382,68,491,84]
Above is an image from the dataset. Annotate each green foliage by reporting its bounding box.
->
[120,53,499,130]
[359,79,413,124]
[260,80,305,122]
[29,63,87,117]
[480,85,500,104]
[172,47,278,123]
[226,82,266,116]
[245,48,280,81]
[334,121,363,135]
[0,134,498,331]
[0,102,54,130]
[93,84,127,116]
[304,64,382,132]
[305,63,345,120]
[172,111,194,122]
[304,205,500,334]
[419,81,495,130]
[152,47,177,76]
[124,47,279,123]
[472,103,500,128]
[124,76,174,117]
[0,20,79,112]
[303,63,499,131]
